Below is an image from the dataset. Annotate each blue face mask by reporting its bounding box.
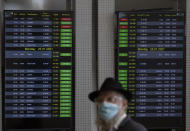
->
[98,102,119,121]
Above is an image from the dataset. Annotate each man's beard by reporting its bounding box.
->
[96,111,122,130]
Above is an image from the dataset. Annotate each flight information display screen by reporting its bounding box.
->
[115,12,185,129]
[3,10,75,131]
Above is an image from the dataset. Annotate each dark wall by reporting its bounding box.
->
[116,0,186,11]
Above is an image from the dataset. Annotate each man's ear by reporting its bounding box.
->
[122,99,128,109]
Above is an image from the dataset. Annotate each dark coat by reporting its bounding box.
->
[116,116,148,131]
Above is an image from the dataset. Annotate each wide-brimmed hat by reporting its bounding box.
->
[88,77,132,102]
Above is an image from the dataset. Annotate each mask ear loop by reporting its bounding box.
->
[117,95,129,111]
[117,95,125,107]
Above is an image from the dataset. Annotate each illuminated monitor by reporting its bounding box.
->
[3,10,75,131]
[115,12,185,129]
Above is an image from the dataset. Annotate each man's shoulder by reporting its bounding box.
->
[118,116,148,131]
[127,119,147,131]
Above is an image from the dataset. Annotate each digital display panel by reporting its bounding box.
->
[115,12,185,129]
[3,10,75,131]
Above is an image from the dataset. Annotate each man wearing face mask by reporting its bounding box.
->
[88,77,147,131]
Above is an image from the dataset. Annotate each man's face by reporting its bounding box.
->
[95,90,128,112]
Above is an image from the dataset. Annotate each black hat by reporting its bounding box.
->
[88,77,132,102]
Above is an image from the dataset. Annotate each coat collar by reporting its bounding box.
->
[117,115,131,129]
[114,114,127,129]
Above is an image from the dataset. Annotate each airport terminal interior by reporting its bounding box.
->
[0,0,189,131]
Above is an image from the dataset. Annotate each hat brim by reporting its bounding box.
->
[88,88,132,102]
